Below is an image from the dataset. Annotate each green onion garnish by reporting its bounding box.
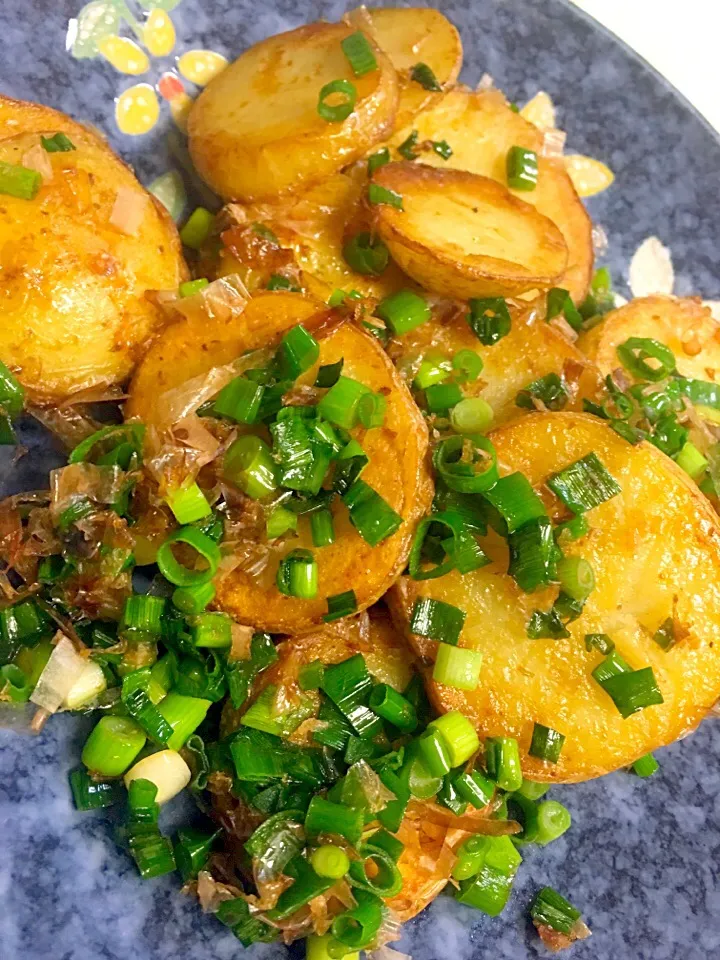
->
[276,548,319,599]
[597,665,664,718]
[41,132,76,152]
[410,62,442,91]
[368,683,418,732]
[591,649,631,685]
[317,79,357,123]
[530,886,581,934]
[310,844,351,880]
[468,297,512,345]
[535,800,572,845]
[452,770,495,810]
[431,139,453,160]
[547,452,621,514]
[342,479,402,546]
[506,146,538,191]
[617,337,676,382]
[157,691,211,751]
[414,354,452,389]
[516,372,569,411]
[318,375,371,428]
[632,752,659,777]
[341,30,378,76]
[266,505,298,540]
[179,278,209,298]
[676,440,708,479]
[81,716,146,777]
[367,182,403,209]
[172,580,215,616]
[529,723,566,764]
[484,736,523,792]
[191,611,231,648]
[451,397,493,435]
[433,644,483,690]
[348,843,403,896]
[456,865,516,916]
[69,768,123,810]
[357,390,387,428]
[0,160,42,200]
[121,594,165,634]
[433,434,498,493]
[452,348,483,382]
[410,596,466,645]
[276,324,320,380]
[315,358,344,388]
[310,507,335,547]
[180,207,214,249]
[526,607,570,639]
[156,526,220,587]
[266,273,301,292]
[214,375,264,423]
[165,481,212,524]
[305,795,364,844]
[653,617,675,651]
[367,147,391,175]
[425,381,462,413]
[484,472,547,532]
[375,289,431,335]
[428,710,479,766]
[224,435,278,499]
[217,896,276,945]
[398,130,419,160]
[554,514,589,543]
[343,231,389,275]
[556,556,595,602]
[174,826,221,882]
[584,632,615,654]
[0,360,25,418]
[323,589,358,622]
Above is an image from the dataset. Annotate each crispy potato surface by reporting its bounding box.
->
[388,89,593,303]
[347,6,462,130]
[188,22,399,201]
[371,162,568,299]
[577,295,720,381]
[0,96,186,402]
[389,299,602,425]
[389,413,720,782]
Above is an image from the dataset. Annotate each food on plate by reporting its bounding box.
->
[0,95,187,402]
[1,8,716,959]
[188,22,398,201]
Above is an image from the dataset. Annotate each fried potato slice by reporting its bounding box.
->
[387,89,593,303]
[0,95,186,402]
[389,299,602,426]
[187,22,399,202]
[370,162,568,299]
[346,6,462,130]
[388,413,720,782]
[577,295,720,381]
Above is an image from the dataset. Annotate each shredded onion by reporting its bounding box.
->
[50,462,126,518]
[22,143,52,182]
[196,870,243,913]
[109,186,148,236]
[542,128,566,158]
[30,633,87,713]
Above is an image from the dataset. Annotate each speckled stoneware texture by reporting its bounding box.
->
[1,2,720,959]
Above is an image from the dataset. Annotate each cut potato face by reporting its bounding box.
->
[370,162,568,299]
[0,96,187,402]
[388,89,593,303]
[346,6,462,130]
[577,295,720,381]
[388,413,720,782]
[188,22,399,202]
[389,299,603,426]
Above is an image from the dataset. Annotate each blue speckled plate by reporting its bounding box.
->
[2,2,720,959]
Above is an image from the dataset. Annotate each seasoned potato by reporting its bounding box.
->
[215,320,432,633]
[346,6,462,130]
[188,22,399,202]
[389,299,603,425]
[389,413,720,782]
[370,162,568,299]
[577,295,720,381]
[388,89,593,303]
[0,95,187,402]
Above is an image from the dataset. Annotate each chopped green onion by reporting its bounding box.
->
[368,683,418,732]
[82,716,146,777]
[676,440,708,479]
[69,767,123,811]
[414,354,451,390]
[598,666,664,718]
[367,147,391,175]
[530,886,581,934]
[452,349,483,382]
[367,183,403,209]
[357,390,387,428]
[266,505,298,540]
[121,594,165,634]
[318,376,371,428]
[451,834,490,880]
[410,596,466,645]
[617,337,676,382]
[468,298,512,345]
[452,769,495,810]
[585,632,615,655]
[433,645,482,690]
[122,670,174,743]
[266,273,301,291]
[214,376,264,424]
[128,777,159,824]
[516,372,569,411]
[315,359,344,388]
[348,843,403,896]
[433,434,498,493]
[591,649,631,685]
[410,62,442,91]
[483,471,546,530]
[428,710,479,766]
[526,608,569,639]
[310,508,336,547]
[332,439,369,494]
[330,889,385,951]
[506,145,538,190]
[451,397,493,434]
[0,360,24,418]
[677,376,720,410]
[375,289,431,335]
[508,517,557,592]
[323,589,358,623]
[276,548,319,599]
[179,278,209,298]
[547,452,621,513]
[311,844,351,879]
[180,207,213,249]
[271,414,330,496]
[165,481,211,524]
[556,556,595,602]
[157,692,211,751]
[408,510,487,580]
[529,723,565,764]
[156,526,220,587]
[41,132,76,152]
[192,611,231,648]
[632,752,659,777]
[425,381,463,413]
[305,795,363,844]
[398,129,419,160]
[653,617,675,651]
[0,160,41,200]
[431,139,453,159]
[343,232,389,276]
[342,479,403,546]
[217,896,277,945]
[298,660,325,691]
[224,435,277,499]
[341,30,378,76]
[174,826,220,881]
[68,423,144,467]
[277,324,320,380]
[554,514,589,543]
[366,828,404,862]
[229,727,328,785]
[318,79,357,123]
[418,728,452,777]
[546,286,583,331]
[127,826,176,880]
[307,934,358,960]
[456,865,515,916]
[484,736,523,792]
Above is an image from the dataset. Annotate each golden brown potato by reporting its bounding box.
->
[188,22,399,202]
[370,162,568,299]
[389,299,603,426]
[389,413,720,782]
[577,295,720,381]
[387,89,593,303]
[346,6,462,130]
[215,320,432,633]
[0,95,187,402]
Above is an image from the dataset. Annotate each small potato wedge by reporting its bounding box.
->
[188,22,399,202]
[0,95,187,402]
[389,299,602,425]
[346,6,462,130]
[389,413,720,783]
[388,89,593,303]
[578,295,720,381]
[370,162,568,299]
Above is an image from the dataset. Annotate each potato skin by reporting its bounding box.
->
[577,295,720,381]
[0,95,187,402]
[188,22,399,202]
[389,299,603,426]
[389,413,720,782]
[388,89,593,303]
[370,162,568,299]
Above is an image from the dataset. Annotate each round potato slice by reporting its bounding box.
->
[389,298,602,426]
[388,412,720,782]
[187,22,399,202]
[388,89,593,303]
[370,162,568,299]
[0,96,186,402]
[346,6,462,130]
[577,295,720,381]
